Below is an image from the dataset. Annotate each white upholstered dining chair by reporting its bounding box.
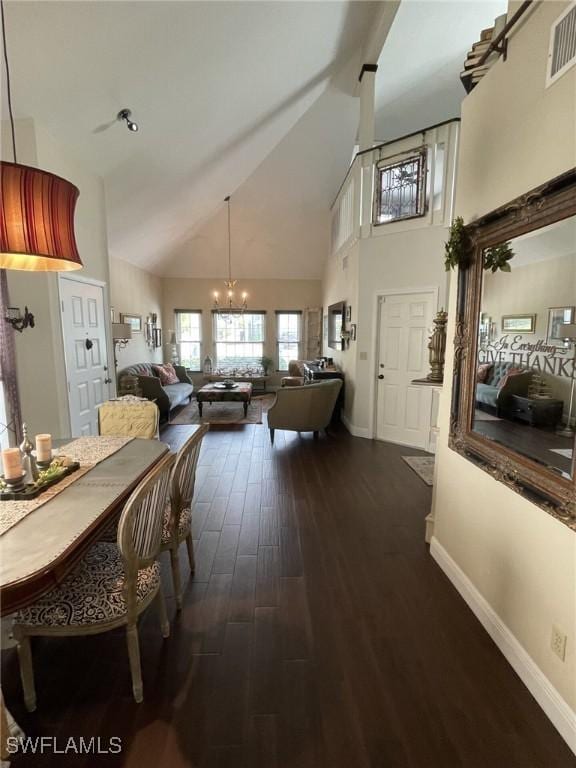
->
[161,424,209,609]
[12,451,175,710]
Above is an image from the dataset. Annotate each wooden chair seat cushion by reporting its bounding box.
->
[14,543,160,628]
[161,505,192,544]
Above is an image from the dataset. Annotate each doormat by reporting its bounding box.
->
[402,455,434,486]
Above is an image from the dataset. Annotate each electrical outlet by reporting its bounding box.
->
[551,625,567,661]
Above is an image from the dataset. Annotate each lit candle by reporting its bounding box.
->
[2,448,23,480]
[36,434,52,462]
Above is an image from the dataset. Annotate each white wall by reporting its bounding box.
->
[322,242,360,425]
[323,120,458,436]
[162,277,322,388]
[432,0,576,741]
[110,258,163,370]
[3,119,111,438]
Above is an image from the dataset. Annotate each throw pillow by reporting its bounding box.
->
[497,367,523,390]
[476,363,492,383]
[153,363,179,385]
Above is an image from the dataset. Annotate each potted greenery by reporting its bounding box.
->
[445,218,515,273]
[444,217,472,272]
[261,356,274,375]
[483,241,514,272]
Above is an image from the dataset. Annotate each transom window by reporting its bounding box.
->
[374,150,427,224]
[214,312,266,368]
[276,311,302,371]
[175,310,202,371]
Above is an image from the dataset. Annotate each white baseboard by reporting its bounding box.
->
[430,536,576,755]
[341,412,372,439]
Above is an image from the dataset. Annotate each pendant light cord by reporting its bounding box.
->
[0,0,17,162]
[226,195,232,282]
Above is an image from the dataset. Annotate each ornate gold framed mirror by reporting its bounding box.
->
[450,169,576,529]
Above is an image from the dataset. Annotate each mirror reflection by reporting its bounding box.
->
[473,216,576,479]
[328,301,344,351]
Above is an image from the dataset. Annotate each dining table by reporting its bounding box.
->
[0,436,169,617]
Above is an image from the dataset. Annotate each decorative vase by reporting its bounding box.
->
[427,310,448,383]
[203,355,213,375]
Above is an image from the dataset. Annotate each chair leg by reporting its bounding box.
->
[185,533,195,575]
[126,624,143,703]
[155,585,171,638]
[169,546,183,611]
[269,428,275,444]
[15,631,37,712]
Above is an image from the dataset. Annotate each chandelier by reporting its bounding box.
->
[213,196,247,317]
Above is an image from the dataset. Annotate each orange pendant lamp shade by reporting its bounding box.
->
[0,161,83,271]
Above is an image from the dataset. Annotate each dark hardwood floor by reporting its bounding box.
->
[2,417,574,767]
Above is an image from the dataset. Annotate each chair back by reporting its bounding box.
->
[268,379,342,431]
[288,360,304,377]
[117,452,175,577]
[168,425,209,534]
[98,399,159,439]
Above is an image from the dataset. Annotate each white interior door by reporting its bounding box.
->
[60,278,111,436]
[375,291,436,449]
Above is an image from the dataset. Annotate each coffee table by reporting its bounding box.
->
[197,382,253,418]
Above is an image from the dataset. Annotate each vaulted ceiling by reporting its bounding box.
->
[375,0,507,140]
[2,0,509,280]
[2,0,382,277]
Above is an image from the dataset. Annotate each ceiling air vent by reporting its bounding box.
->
[546,1,576,87]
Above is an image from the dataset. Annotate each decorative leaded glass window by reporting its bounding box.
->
[374,150,427,224]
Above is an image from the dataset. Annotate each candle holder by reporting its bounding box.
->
[36,458,52,471]
[20,423,39,483]
[1,473,26,493]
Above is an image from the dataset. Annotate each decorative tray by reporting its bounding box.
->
[0,462,80,501]
[213,382,238,389]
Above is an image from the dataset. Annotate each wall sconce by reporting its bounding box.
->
[5,306,35,332]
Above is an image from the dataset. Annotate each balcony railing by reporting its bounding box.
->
[330,118,460,258]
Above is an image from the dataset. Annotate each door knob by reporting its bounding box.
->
[104,378,112,384]
[378,374,384,380]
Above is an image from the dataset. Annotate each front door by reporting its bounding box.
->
[60,278,111,436]
[375,291,436,448]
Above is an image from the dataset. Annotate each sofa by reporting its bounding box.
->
[476,361,532,415]
[117,363,193,420]
[267,379,343,443]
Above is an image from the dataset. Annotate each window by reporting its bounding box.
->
[374,150,427,224]
[214,312,265,368]
[276,311,302,371]
[175,310,202,370]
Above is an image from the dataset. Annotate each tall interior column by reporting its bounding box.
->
[358,64,377,236]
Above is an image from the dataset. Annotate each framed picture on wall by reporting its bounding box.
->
[120,313,142,333]
[546,306,575,342]
[153,328,162,348]
[501,314,536,334]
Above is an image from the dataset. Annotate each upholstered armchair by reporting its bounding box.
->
[267,379,342,442]
[280,359,306,387]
